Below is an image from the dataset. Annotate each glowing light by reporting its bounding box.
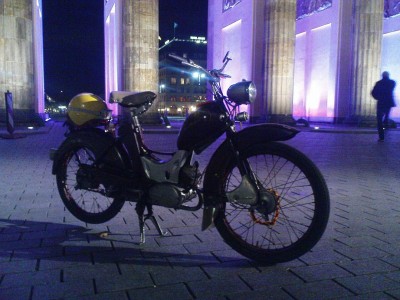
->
[28,127,34,130]
[311,23,331,32]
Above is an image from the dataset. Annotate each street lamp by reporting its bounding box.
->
[192,72,205,85]
[159,84,166,113]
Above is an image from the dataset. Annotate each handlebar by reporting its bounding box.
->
[168,52,232,80]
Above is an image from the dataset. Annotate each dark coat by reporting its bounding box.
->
[371,78,396,109]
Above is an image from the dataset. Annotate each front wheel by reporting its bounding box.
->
[56,135,125,224]
[214,142,330,264]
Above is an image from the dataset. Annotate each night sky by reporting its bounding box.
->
[42,0,207,103]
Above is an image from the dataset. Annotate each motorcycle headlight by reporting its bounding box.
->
[227,81,257,105]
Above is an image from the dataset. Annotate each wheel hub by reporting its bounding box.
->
[250,188,281,226]
[76,165,100,190]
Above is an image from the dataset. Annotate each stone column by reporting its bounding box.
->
[122,0,159,117]
[0,0,35,111]
[350,0,384,123]
[262,0,297,124]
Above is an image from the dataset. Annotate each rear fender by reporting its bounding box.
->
[201,123,299,230]
[51,128,131,175]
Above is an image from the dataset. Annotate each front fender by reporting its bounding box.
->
[201,123,299,230]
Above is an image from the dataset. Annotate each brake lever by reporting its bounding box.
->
[219,73,231,79]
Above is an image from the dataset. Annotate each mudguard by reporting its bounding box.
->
[201,123,299,230]
[51,128,131,175]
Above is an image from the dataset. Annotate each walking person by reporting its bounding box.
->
[371,71,396,142]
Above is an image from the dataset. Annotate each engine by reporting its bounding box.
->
[147,183,195,208]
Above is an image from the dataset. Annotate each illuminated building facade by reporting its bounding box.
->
[158,37,208,116]
[208,0,400,123]
[8,0,400,125]
[0,0,45,121]
[104,0,159,118]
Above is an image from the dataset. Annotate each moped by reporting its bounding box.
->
[51,52,329,264]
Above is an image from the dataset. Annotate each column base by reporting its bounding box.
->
[0,109,46,127]
[250,114,297,126]
[344,115,377,127]
[267,114,297,126]
[138,112,163,125]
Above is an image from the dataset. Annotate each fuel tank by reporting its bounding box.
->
[177,101,230,154]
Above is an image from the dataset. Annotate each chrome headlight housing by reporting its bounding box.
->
[227,81,257,105]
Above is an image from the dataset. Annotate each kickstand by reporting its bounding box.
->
[136,202,168,244]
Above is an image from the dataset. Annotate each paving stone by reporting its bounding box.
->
[339,292,396,300]
[0,259,37,275]
[335,274,399,295]
[299,247,350,265]
[383,270,400,282]
[94,272,154,293]
[63,263,120,282]
[38,254,92,270]
[141,244,191,258]
[151,265,208,285]
[187,276,251,298]
[226,286,295,300]
[284,279,354,299]
[32,280,94,300]
[386,288,400,299]
[1,269,60,288]
[211,248,248,262]
[0,286,32,300]
[291,263,353,282]
[65,290,129,300]
[183,240,231,254]
[336,257,398,275]
[0,238,41,251]
[166,253,220,267]
[155,233,200,246]
[129,284,195,300]
[119,259,172,276]
[335,246,389,260]
[201,259,258,279]
[241,268,304,289]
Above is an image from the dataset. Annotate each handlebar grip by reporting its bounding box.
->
[168,53,188,63]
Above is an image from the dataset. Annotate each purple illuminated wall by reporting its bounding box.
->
[382,15,400,120]
[104,0,122,116]
[208,0,400,122]
[294,2,339,122]
[33,0,45,114]
[207,0,257,116]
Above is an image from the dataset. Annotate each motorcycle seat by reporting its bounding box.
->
[109,91,157,108]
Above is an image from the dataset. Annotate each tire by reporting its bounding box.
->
[214,142,330,264]
[56,135,125,224]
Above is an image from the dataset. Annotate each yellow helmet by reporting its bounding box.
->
[67,93,111,126]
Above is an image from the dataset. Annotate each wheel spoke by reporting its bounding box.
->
[222,150,317,250]
[57,145,123,223]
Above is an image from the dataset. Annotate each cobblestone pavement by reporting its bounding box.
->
[1,121,400,299]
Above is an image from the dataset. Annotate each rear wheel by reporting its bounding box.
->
[214,142,330,264]
[56,137,125,224]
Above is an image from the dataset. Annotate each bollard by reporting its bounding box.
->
[0,90,26,139]
[5,90,15,134]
